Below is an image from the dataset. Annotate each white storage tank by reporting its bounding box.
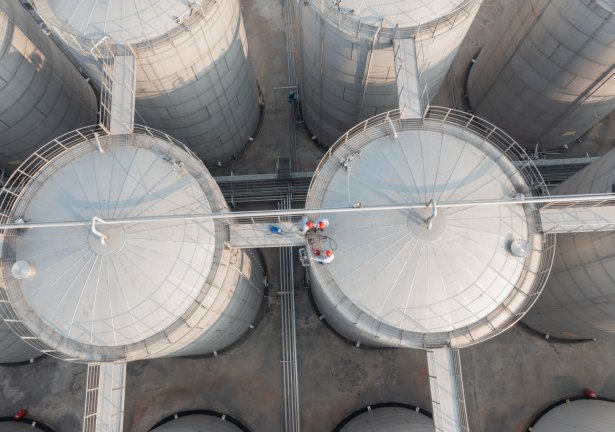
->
[30,0,260,166]
[297,0,482,146]
[0,0,96,170]
[526,398,615,432]
[524,148,615,340]
[0,125,264,362]
[467,0,615,150]
[151,412,251,432]
[305,108,554,348]
[333,404,433,432]
[0,319,40,364]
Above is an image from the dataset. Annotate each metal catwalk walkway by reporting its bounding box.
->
[83,362,126,432]
[427,348,469,432]
[394,37,423,119]
[229,222,305,248]
[540,200,615,233]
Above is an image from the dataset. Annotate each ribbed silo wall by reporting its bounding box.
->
[297,1,481,146]
[0,1,96,170]
[31,0,260,166]
[524,148,615,339]
[468,0,615,150]
[133,0,259,165]
[163,248,264,358]
[0,127,265,362]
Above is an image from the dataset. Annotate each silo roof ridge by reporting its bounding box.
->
[314,0,470,29]
[4,137,217,352]
[31,0,212,44]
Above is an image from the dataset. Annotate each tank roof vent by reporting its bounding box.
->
[11,260,33,279]
[510,239,531,258]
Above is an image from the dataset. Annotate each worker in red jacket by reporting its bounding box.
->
[312,249,334,264]
[299,216,316,234]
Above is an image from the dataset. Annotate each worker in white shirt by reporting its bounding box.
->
[312,249,334,264]
[299,216,315,234]
[316,218,329,232]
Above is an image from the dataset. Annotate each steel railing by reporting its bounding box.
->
[83,364,101,432]
[450,349,470,432]
[305,106,556,348]
[83,362,126,432]
[90,40,137,134]
[0,124,230,362]
[393,26,430,118]
[427,348,470,432]
[304,0,480,40]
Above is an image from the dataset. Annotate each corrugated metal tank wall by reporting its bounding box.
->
[0,1,96,170]
[0,319,40,364]
[305,110,551,349]
[524,148,615,339]
[467,0,615,150]
[298,0,481,146]
[31,0,260,166]
[151,414,246,432]
[336,406,433,432]
[0,128,264,362]
[162,248,265,358]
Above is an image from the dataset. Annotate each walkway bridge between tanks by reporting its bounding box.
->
[83,362,126,432]
[428,348,469,432]
[228,222,306,248]
[539,197,615,233]
[205,193,615,249]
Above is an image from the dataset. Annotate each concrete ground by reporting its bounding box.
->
[123,249,431,432]
[462,326,615,432]
[0,358,85,431]
[209,0,323,177]
[3,1,615,432]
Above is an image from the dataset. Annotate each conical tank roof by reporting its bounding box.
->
[306,109,553,348]
[31,0,208,44]
[308,0,474,29]
[0,127,231,361]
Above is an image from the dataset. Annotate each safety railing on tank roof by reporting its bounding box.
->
[0,123,228,362]
[417,109,555,346]
[424,107,551,197]
[306,0,480,40]
[132,0,222,51]
[305,107,556,349]
[307,108,550,207]
[32,1,220,55]
[0,125,207,220]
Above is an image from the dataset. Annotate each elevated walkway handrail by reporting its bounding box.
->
[1,193,615,231]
